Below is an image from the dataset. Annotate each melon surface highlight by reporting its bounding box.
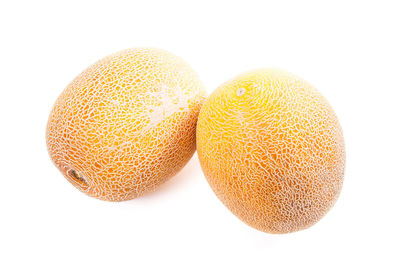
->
[46,48,206,201]
[196,69,345,233]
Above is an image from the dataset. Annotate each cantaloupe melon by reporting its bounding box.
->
[46,48,206,201]
[196,69,345,233]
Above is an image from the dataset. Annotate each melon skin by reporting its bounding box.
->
[46,48,206,201]
[196,69,345,234]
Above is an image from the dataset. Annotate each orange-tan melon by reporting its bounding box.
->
[46,48,206,201]
[196,69,345,233]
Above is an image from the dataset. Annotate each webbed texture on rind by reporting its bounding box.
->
[46,48,206,201]
[196,69,345,233]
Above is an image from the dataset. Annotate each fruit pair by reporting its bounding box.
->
[46,48,345,234]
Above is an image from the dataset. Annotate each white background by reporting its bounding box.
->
[1,0,399,266]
